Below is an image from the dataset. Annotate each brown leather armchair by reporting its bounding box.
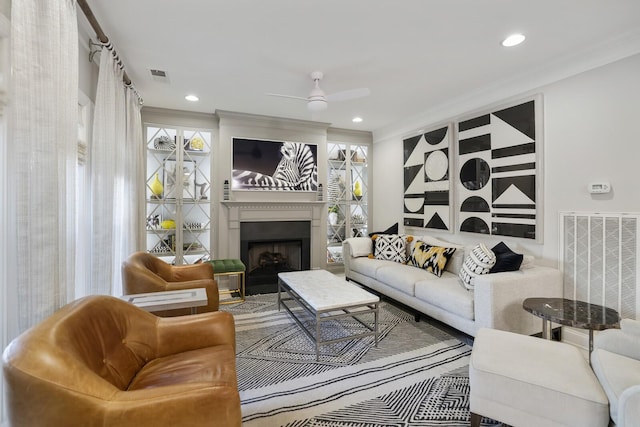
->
[122,251,219,315]
[2,295,241,427]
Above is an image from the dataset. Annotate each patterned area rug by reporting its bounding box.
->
[222,293,500,426]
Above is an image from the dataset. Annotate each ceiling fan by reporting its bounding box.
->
[267,71,370,112]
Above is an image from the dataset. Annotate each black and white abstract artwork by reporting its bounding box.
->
[456,97,541,240]
[232,138,318,192]
[403,124,452,231]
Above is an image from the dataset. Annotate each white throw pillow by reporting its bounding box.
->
[373,234,408,263]
[459,243,497,290]
[348,237,373,258]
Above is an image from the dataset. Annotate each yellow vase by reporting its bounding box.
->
[354,180,362,198]
[150,173,163,198]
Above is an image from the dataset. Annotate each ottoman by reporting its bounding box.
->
[207,259,245,304]
[469,328,609,427]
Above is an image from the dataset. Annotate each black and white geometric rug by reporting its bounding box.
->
[222,293,500,426]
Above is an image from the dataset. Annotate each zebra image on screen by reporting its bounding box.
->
[233,142,318,191]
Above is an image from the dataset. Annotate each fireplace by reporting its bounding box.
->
[240,221,311,294]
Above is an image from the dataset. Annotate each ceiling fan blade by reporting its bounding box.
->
[326,87,370,102]
[267,93,308,101]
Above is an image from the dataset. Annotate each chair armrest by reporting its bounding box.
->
[594,327,640,361]
[473,266,563,335]
[619,385,640,427]
[621,318,640,337]
[156,311,236,357]
[167,262,214,282]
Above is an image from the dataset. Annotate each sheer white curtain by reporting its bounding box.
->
[9,0,78,331]
[89,45,142,296]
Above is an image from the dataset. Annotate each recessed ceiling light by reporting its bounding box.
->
[185,94,199,102]
[352,117,363,123]
[502,33,526,47]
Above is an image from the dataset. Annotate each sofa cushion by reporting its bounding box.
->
[407,241,457,277]
[350,256,395,278]
[128,345,237,390]
[372,234,408,263]
[415,273,474,320]
[459,243,496,290]
[375,263,436,296]
[490,241,523,273]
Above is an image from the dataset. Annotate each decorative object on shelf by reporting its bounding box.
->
[223,179,230,200]
[352,228,364,237]
[150,173,163,199]
[328,172,345,203]
[146,214,161,230]
[164,160,196,199]
[351,214,365,225]
[317,183,323,201]
[185,136,204,151]
[184,221,204,230]
[153,135,175,151]
[353,179,363,200]
[328,205,339,226]
[161,219,176,229]
[195,181,208,200]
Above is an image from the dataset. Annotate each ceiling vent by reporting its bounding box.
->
[149,68,170,83]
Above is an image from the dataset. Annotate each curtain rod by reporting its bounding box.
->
[77,0,132,86]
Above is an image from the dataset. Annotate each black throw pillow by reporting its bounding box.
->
[490,242,523,273]
[368,222,399,238]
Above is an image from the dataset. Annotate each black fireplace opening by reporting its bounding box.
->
[240,221,311,294]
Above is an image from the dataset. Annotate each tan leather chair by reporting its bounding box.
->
[2,295,241,427]
[122,251,219,316]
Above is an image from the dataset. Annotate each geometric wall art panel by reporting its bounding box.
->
[403,124,453,231]
[456,96,542,240]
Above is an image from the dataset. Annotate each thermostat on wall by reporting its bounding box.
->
[588,182,611,194]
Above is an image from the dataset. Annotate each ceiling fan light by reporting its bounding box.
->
[307,99,327,112]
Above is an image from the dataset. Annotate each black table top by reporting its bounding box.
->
[523,297,620,330]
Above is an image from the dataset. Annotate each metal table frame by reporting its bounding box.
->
[278,276,379,361]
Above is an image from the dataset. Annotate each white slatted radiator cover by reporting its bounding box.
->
[560,212,639,320]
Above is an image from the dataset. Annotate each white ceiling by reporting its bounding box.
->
[84,0,640,134]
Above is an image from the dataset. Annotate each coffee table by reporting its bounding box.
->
[523,297,620,354]
[121,288,208,314]
[278,269,380,361]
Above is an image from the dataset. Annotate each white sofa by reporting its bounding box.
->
[591,318,640,427]
[342,236,563,337]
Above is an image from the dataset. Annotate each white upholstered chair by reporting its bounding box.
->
[591,318,640,427]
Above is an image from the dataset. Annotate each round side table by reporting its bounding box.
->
[523,297,620,354]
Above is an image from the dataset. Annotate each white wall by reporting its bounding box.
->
[373,53,640,266]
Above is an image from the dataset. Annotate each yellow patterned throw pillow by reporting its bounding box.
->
[408,241,457,277]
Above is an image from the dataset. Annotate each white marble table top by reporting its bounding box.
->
[120,288,208,312]
[278,269,379,311]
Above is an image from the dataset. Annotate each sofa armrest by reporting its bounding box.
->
[594,324,640,361]
[156,311,236,357]
[473,266,563,335]
[619,385,640,427]
[343,237,372,278]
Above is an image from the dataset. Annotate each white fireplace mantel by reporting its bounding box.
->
[220,201,327,268]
